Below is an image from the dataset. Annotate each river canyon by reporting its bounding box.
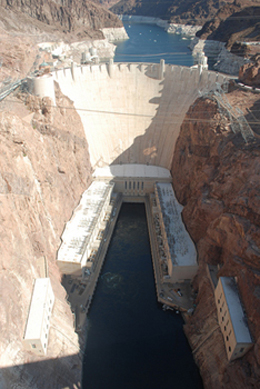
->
[0,14,260,389]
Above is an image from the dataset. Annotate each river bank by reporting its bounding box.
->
[114,21,194,66]
[190,37,250,75]
[117,15,250,76]
[118,14,201,36]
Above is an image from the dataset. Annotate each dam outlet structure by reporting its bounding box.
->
[59,164,198,328]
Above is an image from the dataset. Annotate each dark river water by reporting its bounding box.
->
[114,22,194,66]
[82,203,203,389]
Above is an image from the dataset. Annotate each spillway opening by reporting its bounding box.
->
[81,202,203,389]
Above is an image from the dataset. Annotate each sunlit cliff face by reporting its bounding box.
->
[54,63,227,170]
[171,94,260,389]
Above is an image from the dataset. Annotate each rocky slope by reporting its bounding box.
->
[110,0,260,68]
[196,1,242,39]
[0,85,92,388]
[0,0,122,39]
[171,85,260,388]
[239,54,260,87]
[197,4,260,50]
[110,0,233,25]
[92,0,122,9]
[0,0,127,96]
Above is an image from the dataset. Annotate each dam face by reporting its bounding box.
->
[53,62,228,170]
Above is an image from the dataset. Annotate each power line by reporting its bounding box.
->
[115,52,193,57]
[4,98,260,125]
[114,48,260,56]
[116,46,259,58]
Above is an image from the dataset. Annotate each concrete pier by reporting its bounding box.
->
[62,193,123,331]
[145,196,195,313]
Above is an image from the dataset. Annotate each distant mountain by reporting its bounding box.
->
[110,0,233,25]
[109,0,260,53]
[91,0,122,9]
[0,0,122,40]
[197,5,260,47]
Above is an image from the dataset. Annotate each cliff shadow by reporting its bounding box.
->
[0,353,82,389]
[244,97,260,137]
[112,65,220,170]
[201,7,260,44]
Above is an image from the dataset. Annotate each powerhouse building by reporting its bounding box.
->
[93,164,172,196]
[215,277,253,361]
[154,183,198,283]
[23,278,54,355]
[57,180,114,275]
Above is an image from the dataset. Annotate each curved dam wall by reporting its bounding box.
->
[53,62,228,170]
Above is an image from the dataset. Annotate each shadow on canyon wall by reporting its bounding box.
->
[112,67,183,168]
[245,98,260,137]
[112,66,221,169]
[1,353,82,389]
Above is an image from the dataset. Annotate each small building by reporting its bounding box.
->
[32,73,56,105]
[215,277,253,361]
[57,181,114,275]
[23,278,54,356]
[154,182,198,283]
[192,51,208,73]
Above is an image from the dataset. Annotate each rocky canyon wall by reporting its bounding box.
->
[0,0,122,39]
[2,62,260,389]
[171,88,260,388]
[0,85,92,388]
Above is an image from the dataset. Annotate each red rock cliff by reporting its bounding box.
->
[0,85,92,387]
[171,91,260,388]
[0,0,122,38]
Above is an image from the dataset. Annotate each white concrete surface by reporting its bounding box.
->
[156,182,197,267]
[54,62,228,170]
[101,27,129,42]
[93,164,172,196]
[93,164,172,180]
[23,278,54,355]
[155,183,198,282]
[215,277,253,361]
[57,181,114,274]
[219,277,252,343]
[33,74,56,105]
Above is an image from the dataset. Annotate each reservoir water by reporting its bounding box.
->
[114,22,194,66]
[82,203,203,389]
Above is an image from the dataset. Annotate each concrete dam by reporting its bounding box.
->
[48,60,230,329]
[52,61,228,170]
